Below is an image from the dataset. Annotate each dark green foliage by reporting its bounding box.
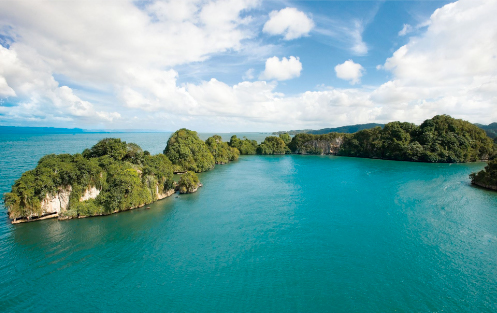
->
[288,133,343,154]
[279,133,291,145]
[339,115,494,163]
[142,154,175,192]
[123,142,144,164]
[82,138,127,160]
[205,135,239,164]
[470,159,497,190]
[5,138,175,220]
[257,136,288,155]
[178,171,200,194]
[164,129,215,172]
[98,163,152,212]
[229,135,258,155]
[66,199,103,217]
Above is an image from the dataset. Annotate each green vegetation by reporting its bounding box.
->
[5,116,496,222]
[229,135,258,155]
[278,133,291,145]
[205,135,239,164]
[178,171,201,194]
[339,115,494,162]
[5,139,175,220]
[164,129,215,172]
[470,159,497,190]
[257,136,289,155]
[82,138,127,160]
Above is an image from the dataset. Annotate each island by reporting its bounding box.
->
[4,114,497,224]
[4,130,235,223]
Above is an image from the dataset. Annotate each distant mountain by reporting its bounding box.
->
[273,123,385,135]
[0,126,172,134]
[475,123,497,139]
[0,126,87,134]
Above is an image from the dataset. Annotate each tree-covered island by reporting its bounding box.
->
[4,115,497,223]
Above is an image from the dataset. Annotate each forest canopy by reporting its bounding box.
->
[5,139,175,220]
[337,115,494,162]
[163,129,215,173]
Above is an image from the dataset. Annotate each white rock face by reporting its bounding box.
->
[156,185,175,200]
[40,185,72,215]
[80,186,100,201]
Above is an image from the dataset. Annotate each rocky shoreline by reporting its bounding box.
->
[11,188,178,224]
[471,181,497,191]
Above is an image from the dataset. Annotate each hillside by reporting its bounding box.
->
[273,123,384,135]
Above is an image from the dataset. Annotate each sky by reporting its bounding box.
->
[0,0,496,132]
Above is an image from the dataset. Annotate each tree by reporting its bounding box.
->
[279,133,291,145]
[470,159,497,190]
[205,135,239,164]
[164,129,215,172]
[83,138,128,161]
[229,135,258,155]
[178,171,200,194]
[257,136,287,155]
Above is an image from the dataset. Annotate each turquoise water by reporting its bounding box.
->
[1,133,497,312]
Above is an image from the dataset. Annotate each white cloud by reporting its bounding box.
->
[335,60,364,85]
[313,18,368,56]
[243,68,255,80]
[1,0,497,131]
[0,0,260,126]
[260,56,302,81]
[0,45,120,124]
[398,24,413,36]
[373,0,497,123]
[350,21,368,55]
[263,7,314,40]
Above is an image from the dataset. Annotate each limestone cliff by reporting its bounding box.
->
[40,185,72,215]
[296,137,344,155]
[12,185,100,223]
[80,186,100,201]
[156,185,175,200]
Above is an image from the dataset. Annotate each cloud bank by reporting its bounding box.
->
[0,0,496,131]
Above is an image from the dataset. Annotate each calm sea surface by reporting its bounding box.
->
[0,133,496,312]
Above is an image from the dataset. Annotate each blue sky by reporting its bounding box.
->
[0,0,495,132]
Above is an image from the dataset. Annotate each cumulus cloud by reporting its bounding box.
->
[373,0,497,123]
[0,45,120,124]
[263,8,314,40]
[335,60,364,85]
[0,0,259,127]
[259,56,302,81]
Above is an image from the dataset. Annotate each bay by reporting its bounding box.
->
[0,133,496,312]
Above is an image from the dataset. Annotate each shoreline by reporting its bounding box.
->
[471,181,497,191]
[11,188,178,224]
